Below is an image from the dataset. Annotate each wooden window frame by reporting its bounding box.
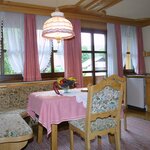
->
[81,28,107,85]
[0,22,64,83]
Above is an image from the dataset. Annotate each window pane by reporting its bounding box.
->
[82,72,92,77]
[95,53,106,71]
[42,63,51,73]
[81,33,91,51]
[94,34,105,51]
[82,53,92,71]
[4,51,16,75]
[54,52,64,72]
[53,39,60,51]
[37,29,52,73]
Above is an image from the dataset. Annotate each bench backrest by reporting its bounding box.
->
[0,80,55,111]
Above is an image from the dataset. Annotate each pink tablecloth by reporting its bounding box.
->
[27,90,86,135]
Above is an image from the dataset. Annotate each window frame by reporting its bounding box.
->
[0,50,64,82]
[0,43,64,83]
[81,28,107,85]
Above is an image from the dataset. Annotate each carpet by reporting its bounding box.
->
[24,117,150,150]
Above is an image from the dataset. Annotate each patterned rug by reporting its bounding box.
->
[24,117,150,150]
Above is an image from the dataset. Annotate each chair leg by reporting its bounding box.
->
[124,112,127,130]
[108,133,115,144]
[115,128,121,150]
[119,120,121,138]
[69,127,74,150]
[97,136,101,145]
[85,138,90,150]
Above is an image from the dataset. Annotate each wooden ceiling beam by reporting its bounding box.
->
[136,18,150,27]
[97,0,121,12]
[76,0,87,6]
[84,0,101,10]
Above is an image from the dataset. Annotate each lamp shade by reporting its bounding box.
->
[42,10,75,41]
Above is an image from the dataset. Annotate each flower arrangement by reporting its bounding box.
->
[57,77,76,89]
[53,77,77,95]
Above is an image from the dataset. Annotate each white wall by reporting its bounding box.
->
[142,26,150,73]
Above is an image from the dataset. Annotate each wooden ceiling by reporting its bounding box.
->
[1,0,121,17]
[0,0,149,26]
[60,0,121,16]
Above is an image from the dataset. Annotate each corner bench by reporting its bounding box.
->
[0,114,33,150]
[0,80,55,119]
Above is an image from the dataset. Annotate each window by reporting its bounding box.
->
[0,13,24,82]
[36,15,64,80]
[123,51,135,75]
[0,13,65,82]
[81,29,107,85]
[121,25,137,75]
[40,40,64,73]
[36,18,64,80]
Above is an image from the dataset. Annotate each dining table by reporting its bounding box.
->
[27,88,87,150]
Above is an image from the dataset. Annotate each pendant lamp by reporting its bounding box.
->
[42,8,75,42]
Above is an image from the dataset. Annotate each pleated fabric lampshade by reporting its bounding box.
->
[42,8,75,42]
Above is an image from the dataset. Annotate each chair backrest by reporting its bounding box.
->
[85,78,124,133]
[106,74,126,106]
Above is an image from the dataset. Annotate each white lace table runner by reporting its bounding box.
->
[32,88,88,108]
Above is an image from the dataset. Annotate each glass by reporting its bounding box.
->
[95,53,106,71]
[82,72,92,77]
[82,53,92,71]
[54,52,64,72]
[42,64,51,73]
[4,51,14,74]
[81,32,91,51]
[94,34,105,51]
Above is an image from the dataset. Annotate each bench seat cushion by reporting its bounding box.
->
[0,108,27,118]
[0,114,32,140]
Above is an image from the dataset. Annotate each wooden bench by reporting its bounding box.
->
[0,114,33,150]
[0,80,54,120]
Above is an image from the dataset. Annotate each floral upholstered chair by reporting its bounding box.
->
[105,74,127,130]
[69,78,124,150]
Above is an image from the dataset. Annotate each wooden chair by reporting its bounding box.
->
[69,78,124,150]
[106,74,127,130]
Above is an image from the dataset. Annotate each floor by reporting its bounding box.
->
[24,108,150,150]
[127,107,150,121]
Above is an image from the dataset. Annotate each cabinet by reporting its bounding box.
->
[127,77,145,109]
[146,78,150,112]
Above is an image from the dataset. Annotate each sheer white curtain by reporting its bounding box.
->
[36,15,52,72]
[3,12,24,74]
[107,23,118,76]
[121,25,138,72]
[0,12,2,46]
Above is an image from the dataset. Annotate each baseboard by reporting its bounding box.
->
[127,105,146,112]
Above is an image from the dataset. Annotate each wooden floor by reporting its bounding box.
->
[127,107,150,121]
[25,108,150,150]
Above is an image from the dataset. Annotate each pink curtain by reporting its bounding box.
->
[136,27,145,74]
[115,24,124,77]
[64,20,83,87]
[24,14,41,81]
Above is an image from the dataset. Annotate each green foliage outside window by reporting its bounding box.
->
[82,46,90,63]
[4,52,15,74]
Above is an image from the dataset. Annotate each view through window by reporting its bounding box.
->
[81,29,107,85]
